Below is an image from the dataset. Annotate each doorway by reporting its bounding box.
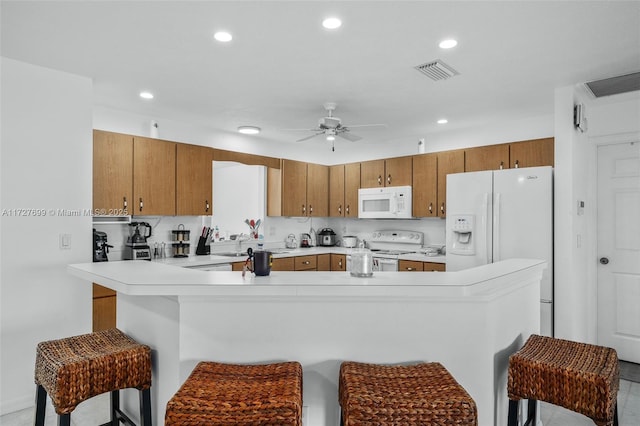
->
[597,141,640,363]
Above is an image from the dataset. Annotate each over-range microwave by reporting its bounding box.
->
[358,186,413,219]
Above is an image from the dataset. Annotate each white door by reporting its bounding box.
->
[597,141,640,363]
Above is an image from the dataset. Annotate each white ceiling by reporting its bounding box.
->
[2,1,640,153]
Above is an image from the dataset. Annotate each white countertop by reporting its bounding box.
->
[68,258,543,299]
[154,246,446,268]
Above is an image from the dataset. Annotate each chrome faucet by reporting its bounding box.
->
[235,233,250,253]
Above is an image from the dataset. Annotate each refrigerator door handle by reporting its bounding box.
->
[483,193,491,264]
[494,192,501,261]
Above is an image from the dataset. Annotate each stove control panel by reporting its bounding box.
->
[370,230,424,245]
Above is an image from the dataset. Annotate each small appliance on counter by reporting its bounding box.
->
[300,233,312,248]
[317,228,337,246]
[342,235,358,248]
[93,229,113,262]
[123,222,152,261]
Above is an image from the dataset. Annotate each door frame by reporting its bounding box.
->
[587,131,640,343]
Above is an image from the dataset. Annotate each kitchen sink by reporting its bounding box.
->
[212,252,248,257]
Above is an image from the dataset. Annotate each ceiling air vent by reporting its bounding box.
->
[585,71,640,98]
[414,59,459,81]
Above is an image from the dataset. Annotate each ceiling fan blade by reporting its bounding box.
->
[337,132,362,142]
[296,132,324,142]
[282,127,321,132]
[342,123,387,129]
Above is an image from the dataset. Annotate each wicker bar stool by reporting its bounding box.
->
[339,361,477,426]
[507,334,620,426]
[165,361,303,425]
[34,328,152,426]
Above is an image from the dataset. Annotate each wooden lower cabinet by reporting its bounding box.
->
[93,283,116,332]
[272,257,295,271]
[317,254,331,271]
[331,254,346,271]
[398,260,446,272]
[294,255,317,271]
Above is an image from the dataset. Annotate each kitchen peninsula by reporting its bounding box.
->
[68,258,545,426]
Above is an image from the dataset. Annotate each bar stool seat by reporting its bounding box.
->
[165,361,303,425]
[339,361,477,425]
[34,328,152,426]
[508,334,619,426]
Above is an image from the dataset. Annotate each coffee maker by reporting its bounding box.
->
[123,222,152,261]
[93,229,113,262]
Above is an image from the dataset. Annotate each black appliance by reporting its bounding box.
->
[317,228,337,246]
[93,229,113,262]
[124,222,152,261]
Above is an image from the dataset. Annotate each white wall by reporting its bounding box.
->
[0,58,93,414]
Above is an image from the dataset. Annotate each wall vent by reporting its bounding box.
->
[585,71,640,98]
[414,59,459,81]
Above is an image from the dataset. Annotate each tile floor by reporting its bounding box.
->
[1,379,638,425]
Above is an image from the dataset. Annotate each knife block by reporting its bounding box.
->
[195,236,210,255]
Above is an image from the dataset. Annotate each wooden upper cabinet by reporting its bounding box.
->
[465,144,510,172]
[436,150,464,218]
[281,159,308,216]
[307,163,329,217]
[360,159,385,187]
[176,143,213,216]
[93,130,133,213]
[412,153,438,217]
[384,156,412,187]
[133,136,176,216]
[329,165,345,217]
[344,162,360,218]
[509,138,554,168]
[360,157,412,188]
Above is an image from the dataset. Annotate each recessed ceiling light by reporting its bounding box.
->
[237,126,261,135]
[326,134,336,141]
[439,39,458,49]
[437,119,448,124]
[214,31,233,42]
[139,91,154,99]
[322,17,342,30]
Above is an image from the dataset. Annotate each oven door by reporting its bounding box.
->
[373,257,399,272]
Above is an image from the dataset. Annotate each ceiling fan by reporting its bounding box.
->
[283,103,386,150]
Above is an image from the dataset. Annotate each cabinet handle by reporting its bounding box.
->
[499,161,504,170]
[123,197,128,209]
[338,204,342,214]
[205,200,210,212]
[346,205,350,215]
[514,160,519,168]
[387,174,391,185]
[406,267,414,271]
[428,202,433,213]
[302,261,310,265]
[309,205,313,214]
[302,204,306,214]
[377,175,382,185]
[440,203,445,214]
[139,198,143,212]
[338,260,343,268]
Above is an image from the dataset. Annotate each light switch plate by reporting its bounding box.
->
[59,233,72,249]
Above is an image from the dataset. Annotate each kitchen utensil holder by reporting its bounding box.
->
[196,236,210,255]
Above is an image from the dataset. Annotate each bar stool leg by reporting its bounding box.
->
[57,413,70,426]
[34,385,47,426]
[525,399,537,426]
[507,399,518,426]
[139,388,152,426]
[109,390,120,426]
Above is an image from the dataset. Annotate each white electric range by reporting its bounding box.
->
[347,230,424,272]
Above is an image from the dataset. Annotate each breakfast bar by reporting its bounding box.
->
[68,258,545,426]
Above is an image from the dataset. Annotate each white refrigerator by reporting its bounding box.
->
[445,166,553,336]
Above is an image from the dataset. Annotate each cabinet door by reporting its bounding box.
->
[281,159,307,216]
[133,137,176,215]
[465,144,509,172]
[331,254,346,271]
[399,260,424,272]
[510,138,554,168]
[344,163,361,218]
[307,163,329,217]
[329,165,345,217]
[385,157,412,187]
[412,153,438,217]
[232,262,245,271]
[93,130,133,213]
[436,150,465,218]
[360,159,385,188]
[294,255,317,271]
[272,257,294,271]
[317,254,331,271]
[176,144,213,215]
[424,262,446,272]
[93,284,116,332]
